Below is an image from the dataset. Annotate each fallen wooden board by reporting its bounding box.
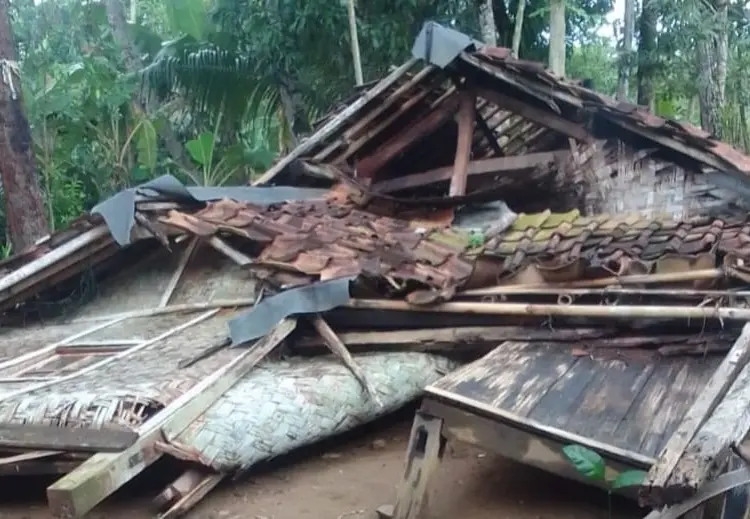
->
[640,324,750,507]
[46,318,297,519]
[0,424,137,452]
[658,345,750,504]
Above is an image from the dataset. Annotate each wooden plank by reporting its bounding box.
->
[294,326,611,351]
[355,95,460,180]
[0,424,137,452]
[475,86,591,142]
[567,359,656,440]
[425,385,655,466]
[373,150,568,193]
[158,473,225,519]
[0,225,109,295]
[449,90,476,196]
[528,356,599,428]
[641,325,750,507]
[661,354,750,506]
[46,317,297,519]
[252,58,418,185]
[421,399,649,496]
[313,65,437,162]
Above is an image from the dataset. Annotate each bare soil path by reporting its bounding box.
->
[0,407,642,519]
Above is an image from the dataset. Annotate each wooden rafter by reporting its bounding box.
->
[373,150,569,193]
[449,90,476,197]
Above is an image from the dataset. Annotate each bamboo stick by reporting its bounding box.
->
[159,237,199,308]
[460,269,724,296]
[455,286,750,299]
[311,315,382,406]
[346,298,750,321]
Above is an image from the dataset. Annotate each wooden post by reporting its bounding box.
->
[391,412,446,519]
[449,90,476,197]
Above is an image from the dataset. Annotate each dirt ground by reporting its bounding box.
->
[0,407,642,519]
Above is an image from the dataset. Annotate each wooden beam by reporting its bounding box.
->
[46,318,297,519]
[294,326,611,350]
[252,58,418,186]
[605,116,734,174]
[332,87,436,164]
[449,90,476,196]
[159,237,198,308]
[355,95,460,180]
[313,65,437,162]
[648,341,750,506]
[640,324,750,507]
[474,110,504,156]
[373,150,568,193]
[475,87,591,142]
[0,424,137,452]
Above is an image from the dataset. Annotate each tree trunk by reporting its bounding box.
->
[616,0,636,101]
[511,0,527,57]
[478,0,497,45]
[637,0,657,108]
[103,0,194,171]
[548,0,565,76]
[695,0,729,138]
[0,0,49,252]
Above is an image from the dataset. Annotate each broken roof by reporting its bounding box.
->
[257,22,750,204]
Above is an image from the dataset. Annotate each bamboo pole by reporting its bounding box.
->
[455,287,750,299]
[460,269,724,296]
[346,0,363,86]
[346,298,750,321]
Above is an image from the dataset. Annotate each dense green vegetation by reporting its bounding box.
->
[0,0,747,253]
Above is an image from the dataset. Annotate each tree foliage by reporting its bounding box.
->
[0,0,748,252]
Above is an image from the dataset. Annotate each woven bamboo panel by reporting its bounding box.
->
[174,352,457,471]
[0,321,94,364]
[0,312,239,429]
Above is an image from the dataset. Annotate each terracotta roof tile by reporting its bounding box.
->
[159,198,750,297]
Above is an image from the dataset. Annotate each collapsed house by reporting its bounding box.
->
[1,21,750,519]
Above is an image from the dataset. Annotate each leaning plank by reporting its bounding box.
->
[252,58,418,186]
[355,95,460,180]
[159,237,199,308]
[654,344,750,505]
[46,318,297,519]
[475,87,591,142]
[310,315,382,406]
[640,324,750,507]
[373,150,568,193]
[0,225,110,295]
[0,424,137,452]
[449,89,476,197]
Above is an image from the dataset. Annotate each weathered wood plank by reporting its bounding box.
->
[0,424,137,452]
[641,325,750,507]
[373,150,567,193]
[449,89,476,196]
[425,385,654,466]
[660,353,750,505]
[46,318,297,519]
[527,356,598,428]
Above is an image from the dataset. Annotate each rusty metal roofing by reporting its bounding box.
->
[156,197,750,299]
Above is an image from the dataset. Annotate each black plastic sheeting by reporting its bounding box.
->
[91,174,328,246]
[228,277,355,346]
[411,21,482,69]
